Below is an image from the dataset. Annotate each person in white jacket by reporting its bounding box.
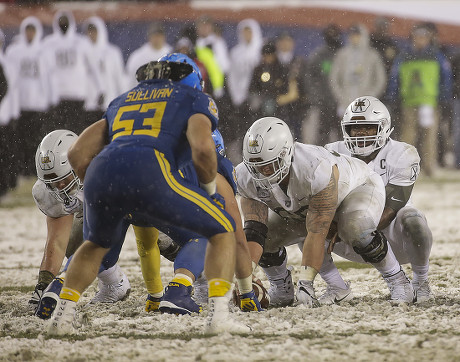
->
[329,24,387,118]
[42,10,103,134]
[6,16,51,176]
[125,22,172,89]
[82,16,127,121]
[224,18,263,164]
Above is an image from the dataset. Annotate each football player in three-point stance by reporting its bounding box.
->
[236,116,416,308]
[31,130,131,319]
[321,96,433,304]
[48,53,250,335]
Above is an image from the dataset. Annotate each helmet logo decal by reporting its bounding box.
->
[39,151,55,171]
[247,134,263,154]
[352,98,370,113]
[208,98,218,118]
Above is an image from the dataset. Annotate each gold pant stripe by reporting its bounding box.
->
[155,150,233,232]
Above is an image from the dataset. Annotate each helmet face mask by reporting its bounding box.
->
[35,130,82,205]
[243,117,294,189]
[341,96,393,156]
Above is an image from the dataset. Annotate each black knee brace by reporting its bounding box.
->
[353,230,388,264]
[259,247,287,268]
[244,220,268,248]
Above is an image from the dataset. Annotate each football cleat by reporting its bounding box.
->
[89,275,131,304]
[239,290,263,312]
[413,279,434,303]
[296,280,320,308]
[145,294,163,312]
[384,269,416,305]
[35,277,64,319]
[205,296,252,334]
[28,282,47,312]
[47,299,77,336]
[267,268,294,307]
[318,281,354,306]
[159,282,202,315]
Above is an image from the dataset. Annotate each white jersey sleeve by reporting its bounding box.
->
[32,180,83,218]
[372,139,420,187]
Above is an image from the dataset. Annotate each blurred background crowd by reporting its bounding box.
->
[0,1,459,197]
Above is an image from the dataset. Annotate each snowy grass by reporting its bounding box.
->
[0,171,459,361]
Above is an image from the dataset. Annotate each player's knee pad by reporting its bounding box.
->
[353,230,388,264]
[244,220,268,248]
[400,209,433,246]
[174,237,207,279]
[258,247,287,268]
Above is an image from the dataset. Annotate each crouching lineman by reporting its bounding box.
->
[47,53,251,335]
[320,96,433,304]
[30,130,130,319]
[237,117,416,308]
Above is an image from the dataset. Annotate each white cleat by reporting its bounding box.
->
[205,297,251,334]
[413,279,434,303]
[89,275,131,304]
[267,269,294,307]
[318,281,354,305]
[47,299,77,336]
[384,269,416,305]
[296,280,320,308]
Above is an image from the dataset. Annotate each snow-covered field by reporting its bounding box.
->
[0,172,459,362]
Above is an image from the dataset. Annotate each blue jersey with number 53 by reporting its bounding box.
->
[103,79,219,166]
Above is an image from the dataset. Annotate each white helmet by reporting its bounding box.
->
[341,96,393,156]
[35,130,82,204]
[243,117,294,189]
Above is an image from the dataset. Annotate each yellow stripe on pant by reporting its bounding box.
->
[155,150,234,232]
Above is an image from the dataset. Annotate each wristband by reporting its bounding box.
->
[200,178,217,195]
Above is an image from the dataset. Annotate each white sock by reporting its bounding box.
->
[97,264,123,285]
[371,243,401,277]
[411,264,429,284]
[263,253,288,281]
[236,275,253,294]
[320,256,348,289]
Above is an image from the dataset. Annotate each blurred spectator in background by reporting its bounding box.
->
[83,16,127,124]
[125,22,172,89]
[303,24,343,145]
[42,10,103,134]
[248,41,290,127]
[387,23,452,176]
[275,31,307,140]
[6,16,50,176]
[196,15,230,98]
[419,22,453,168]
[330,23,387,118]
[175,23,212,95]
[223,18,263,163]
[0,28,20,197]
[370,17,399,77]
[370,16,401,138]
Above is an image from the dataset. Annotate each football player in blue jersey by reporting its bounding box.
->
[142,129,262,314]
[47,53,250,335]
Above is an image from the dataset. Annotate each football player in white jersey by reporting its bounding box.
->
[236,117,416,307]
[322,96,433,304]
[30,130,131,318]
